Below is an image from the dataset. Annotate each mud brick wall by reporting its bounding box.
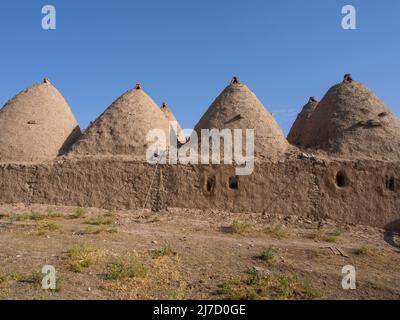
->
[0,158,399,229]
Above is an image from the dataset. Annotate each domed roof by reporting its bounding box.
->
[70,84,169,158]
[160,102,186,144]
[0,79,81,163]
[193,77,288,160]
[287,97,318,146]
[296,75,400,160]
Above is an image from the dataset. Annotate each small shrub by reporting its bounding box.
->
[218,270,321,300]
[29,211,46,221]
[70,207,87,219]
[9,213,30,222]
[52,276,63,292]
[306,228,342,243]
[246,267,264,286]
[151,243,175,259]
[259,247,275,263]
[168,288,189,300]
[0,270,19,283]
[36,220,60,235]
[230,220,253,234]
[264,225,289,240]
[23,270,43,284]
[66,243,97,273]
[85,214,115,226]
[46,208,63,219]
[106,256,147,280]
[38,220,60,231]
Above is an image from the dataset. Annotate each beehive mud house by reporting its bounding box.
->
[0,76,399,230]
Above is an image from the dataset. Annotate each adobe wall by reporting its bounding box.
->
[0,157,399,229]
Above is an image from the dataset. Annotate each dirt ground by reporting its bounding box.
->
[0,204,399,300]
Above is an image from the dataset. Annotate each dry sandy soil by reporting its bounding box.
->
[0,204,399,300]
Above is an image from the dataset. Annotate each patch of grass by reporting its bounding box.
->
[70,207,87,219]
[168,288,189,300]
[9,213,30,222]
[80,225,117,235]
[105,256,147,280]
[0,212,10,219]
[264,224,289,240]
[147,216,161,223]
[22,270,43,284]
[272,274,321,300]
[306,228,342,243]
[38,220,60,231]
[49,276,63,292]
[46,208,63,219]
[22,269,62,292]
[29,211,47,221]
[0,270,19,284]
[229,220,254,235]
[151,243,176,259]
[8,210,63,223]
[258,247,275,263]
[354,245,379,256]
[85,214,116,226]
[66,243,97,273]
[218,268,321,300]
[36,220,60,236]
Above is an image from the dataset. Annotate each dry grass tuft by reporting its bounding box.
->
[80,225,117,235]
[34,220,61,236]
[85,213,116,226]
[0,270,19,284]
[106,256,147,280]
[151,243,176,259]
[66,243,97,273]
[264,224,289,239]
[354,245,379,256]
[305,228,342,243]
[218,268,321,300]
[228,220,254,235]
[70,207,87,219]
[258,247,275,263]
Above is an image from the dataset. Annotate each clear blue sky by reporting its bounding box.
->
[0,0,399,135]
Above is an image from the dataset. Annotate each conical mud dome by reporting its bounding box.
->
[296,75,400,160]
[160,102,187,144]
[0,79,81,163]
[287,97,318,146]
[194,77,288,160]
[70,84,169,158]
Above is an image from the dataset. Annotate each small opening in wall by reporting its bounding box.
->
[229,176,238,190]
[386,176,396,191]
[335,171,347,188]
[206,176,215,193]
